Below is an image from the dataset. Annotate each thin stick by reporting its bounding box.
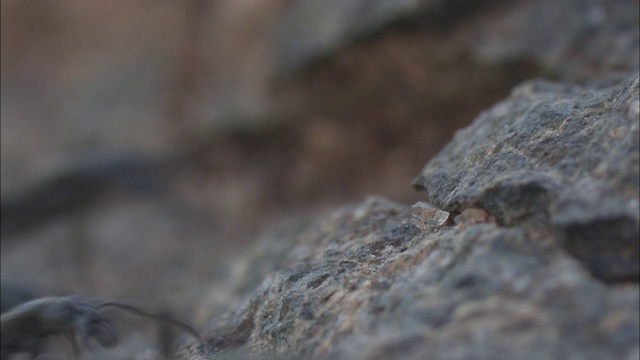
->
[97,301,202,342]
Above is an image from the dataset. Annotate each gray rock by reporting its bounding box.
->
[180,195,638,359]
[3,1,638,358]
[413,73,639,282]
[273,0,639,79]
[272,0,459,73]
[176,74,639,359]
[469,0,640,80]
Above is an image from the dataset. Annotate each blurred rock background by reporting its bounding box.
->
[1,0,638,357]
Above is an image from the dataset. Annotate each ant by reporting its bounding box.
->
[1,295,202,359]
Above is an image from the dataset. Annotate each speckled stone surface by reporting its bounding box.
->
[180,195,638,359]
[179,75,640,357]
[2,1,638,358]
[176,75,640,360]
[413,73,639,282]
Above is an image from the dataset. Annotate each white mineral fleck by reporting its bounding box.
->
[411,201,449,229]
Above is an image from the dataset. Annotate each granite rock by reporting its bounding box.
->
[180,195,638,359]
[413,73,639,282]
[2,1,639,358]
[178,74,639,360]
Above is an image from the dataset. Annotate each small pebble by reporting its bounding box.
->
[410,201,449,230]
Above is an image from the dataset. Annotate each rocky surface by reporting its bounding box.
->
[273,0,639,80]
[467,0,639,81]
[413,74,640,282]
[4,0,638,211]
[1,0,638,358]
[176,74,639,359]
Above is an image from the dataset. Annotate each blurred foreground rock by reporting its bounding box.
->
[178,74,639,359]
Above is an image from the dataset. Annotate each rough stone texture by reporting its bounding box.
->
[177,74,640,359]
[413,74,640,282]
[181,197,639,360]
[2,1,638,358]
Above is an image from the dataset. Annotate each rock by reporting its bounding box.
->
[272,0,467,74]
[2,1,638,358]
[273,0,639,79]
[176,74,639,359]
[468,0,640,80]
[269,0,639,214]
[413,73,639,282]
[180,194,638,359]
[3,0,637,231]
